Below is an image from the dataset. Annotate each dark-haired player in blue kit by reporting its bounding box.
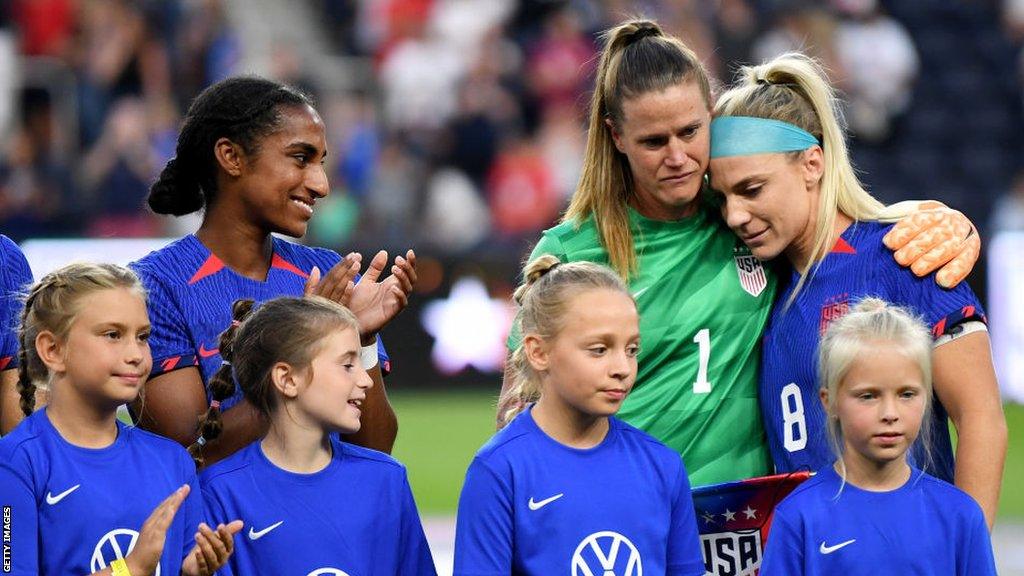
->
[0,234,34,433]
[200,297,435,576]
[708,53,1006,529]
[130,76,416,466]
[760,299,996,575]
[455,257,704,576]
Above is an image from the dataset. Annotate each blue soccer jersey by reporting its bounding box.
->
[454,407,705,576]
[131,234,389,411]
[201,436,435,576]
[760,465,996,575]
[0,409,204,575]
[1,235,32,371]
[760,221,984,481]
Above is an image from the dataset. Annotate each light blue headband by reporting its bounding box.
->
[710,116,820,158]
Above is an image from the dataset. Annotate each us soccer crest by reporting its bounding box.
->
[733,247,767,297]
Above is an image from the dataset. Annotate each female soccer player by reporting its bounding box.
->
[130,76,416,465]
[0,263,241,575]
[708,53,1006,528]
[498,18,980,487]
[759,299,997,575]
[1,234,34,433]
[457,257,704,576]
[199,296,435,575]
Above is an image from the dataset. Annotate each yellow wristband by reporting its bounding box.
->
[111,558,132,576]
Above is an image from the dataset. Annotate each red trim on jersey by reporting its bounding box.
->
[932,318,947,338]
[188,255,225,285]
[962,305,976,318]
[0,356,11,371]
[831,237,857,254]
[272,254,309,279]
[161,356,181,372]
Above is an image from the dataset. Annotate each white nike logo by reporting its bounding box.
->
[248,521,284,540]
[528,493,564,510]
[632,286,650,298]
[819,539,856,554]
[45,484,80,505]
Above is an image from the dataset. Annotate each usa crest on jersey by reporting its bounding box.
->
[733,246,767,297]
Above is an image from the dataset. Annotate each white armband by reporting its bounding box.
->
[933,320,987,348]
[361,342,379,370]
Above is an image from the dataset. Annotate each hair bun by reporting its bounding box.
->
[148,157,204,216]
[629,21,662,43]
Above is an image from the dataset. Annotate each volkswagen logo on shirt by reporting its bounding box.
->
[91,528,161,576]
[306,569,351,576]
[571,530,642,576]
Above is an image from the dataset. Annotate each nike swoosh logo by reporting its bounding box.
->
[632,286,650,298]
[46,484,81,505]
[819,539,856,554]
[528,493,564,510]
[248,521,283,540]
[198,343,220,358]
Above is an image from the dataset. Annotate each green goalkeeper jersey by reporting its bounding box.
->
[511,205,775,485]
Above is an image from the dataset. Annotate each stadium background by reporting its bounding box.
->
[2,0,1023,573]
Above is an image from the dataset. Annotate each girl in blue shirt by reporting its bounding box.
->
[0,263,240,576]
[760,298,997,575]
[199,296,435,575]
[455,257,705,576]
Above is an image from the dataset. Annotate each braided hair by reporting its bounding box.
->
[17,264,144,416]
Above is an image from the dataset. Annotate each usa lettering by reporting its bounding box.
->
[700,532,761,576]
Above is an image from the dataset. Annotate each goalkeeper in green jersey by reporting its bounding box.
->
[499,19,979,486]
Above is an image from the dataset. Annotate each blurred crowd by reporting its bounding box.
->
[1,0,1023,258]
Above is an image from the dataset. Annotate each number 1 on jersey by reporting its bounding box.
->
[693,328,712,394]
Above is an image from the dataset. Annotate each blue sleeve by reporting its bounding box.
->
[958,505,997,576]
[759,507,803,576]
[0,458,39,575]
[199,484,236,576]
[0,236,32,368]
[453,458,514,576]
[875,232,985,337]
[179,460,204,564]
[131,265,197,376]
[667,462,705,576]
[397,472,438,576]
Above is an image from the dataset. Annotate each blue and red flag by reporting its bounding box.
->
[693,471,811,576]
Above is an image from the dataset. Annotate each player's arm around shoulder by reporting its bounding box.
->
[931,329,1006,530]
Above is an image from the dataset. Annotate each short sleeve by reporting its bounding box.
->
[667,462,705,576]
[506,233,568,351]
[200,482,236,576]
[0,457,40,575]
[453,458,515,576]
[875,227,985,337]
[179,458,204,564]
[958,504,997,576]
[758,506,804,576]
[397,472,438,575]
[0,237,32,369]
[131,266,198,376]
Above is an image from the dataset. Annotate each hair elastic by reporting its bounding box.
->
[710,116,820,159]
